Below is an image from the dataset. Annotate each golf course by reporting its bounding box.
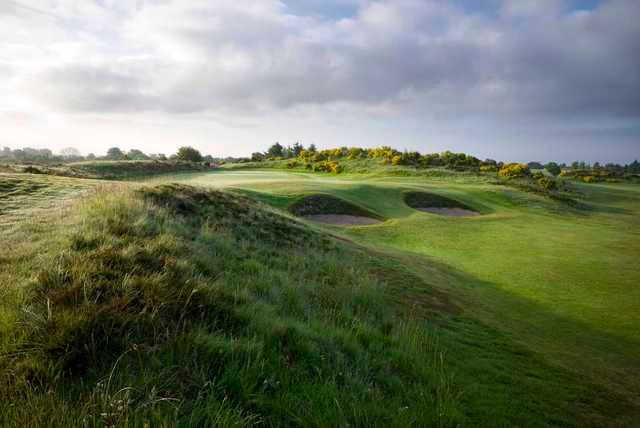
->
[1,158,638,426]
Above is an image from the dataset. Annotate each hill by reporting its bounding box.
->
[1,169,639,426]
[1,160,211,180]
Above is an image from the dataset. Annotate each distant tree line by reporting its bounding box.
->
[526,160,640,175]
[0,146,224,165]
[2,143,638,177]
[250,142,639,177]
[252,143,503,174]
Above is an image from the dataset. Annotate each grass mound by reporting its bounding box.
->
[0,184,463,426]
[69,160,210,180]
[404,191,476,212]
[2,160,210,181]
[0,176,49,197]
[289,193,383,220]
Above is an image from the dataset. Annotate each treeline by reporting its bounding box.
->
[252,143,494,173]
[251,142,640,179]
[527,160,640,175]
[0,146,237,165]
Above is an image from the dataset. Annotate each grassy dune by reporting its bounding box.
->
[1,160,210,181]
[0,167,638,426]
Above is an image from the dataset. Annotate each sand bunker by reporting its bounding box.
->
[304,214,382,226]
[290,194,384,226]
[404,191,480,217]
[416,207,480,217]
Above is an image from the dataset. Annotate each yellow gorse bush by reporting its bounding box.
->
[499,163,530,179]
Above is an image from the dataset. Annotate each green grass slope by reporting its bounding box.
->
[1,171,638,426]
[2,160,210,180]
[0,183,463,426]
[143,169,640,424]
[0,173,99,228]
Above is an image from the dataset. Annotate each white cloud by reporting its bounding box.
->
[0,0,638,161]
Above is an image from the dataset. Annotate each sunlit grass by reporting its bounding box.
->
[1,166,638,425]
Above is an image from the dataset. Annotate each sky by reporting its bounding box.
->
[1,0,639,163]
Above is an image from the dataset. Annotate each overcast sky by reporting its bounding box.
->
[1,0,639,162]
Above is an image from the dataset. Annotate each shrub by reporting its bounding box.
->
[312,161,343,173]
[532,172,545,180]
[498,163,530,179]
[23,166,43,174]
[536,176,557,190]
[287,160,299,169]
[391,155,402,166]
[480,165,497,173]
[544,162,561,176]
[311,153,327,162]
[347,147,364,160]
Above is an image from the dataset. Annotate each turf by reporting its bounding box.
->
[1,160,210,180]
[0,168,638,426]
[142,169,640,422]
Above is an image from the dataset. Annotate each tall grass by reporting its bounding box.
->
[0,184,462,426]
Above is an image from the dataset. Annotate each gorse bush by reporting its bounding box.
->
[255,144,488,173]
[312,160,343,173]
[498,163,530,179]
[536,176,558,190]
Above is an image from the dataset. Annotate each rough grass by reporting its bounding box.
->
[0,173,98,229]
[1,160,209,181]
[145,169,640,424]
[1,171,639,426]
[0,184,465,426]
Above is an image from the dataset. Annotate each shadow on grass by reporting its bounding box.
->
[370,247,640,427]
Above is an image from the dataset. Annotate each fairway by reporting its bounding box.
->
[149,170,640,410]
[1,167,639,426]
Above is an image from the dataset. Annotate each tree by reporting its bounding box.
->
[59,147,81,159]
[282,146,294,159]
[251,152,265,162]
[127,149,150,160]
[267,142,284,158]
[86,153,96,160]
[106,147,125,160]
[544,162,561,176]
[176,146,203,162]
[308,144,317,153]
[527,161,544,170]
[292,142,304,157]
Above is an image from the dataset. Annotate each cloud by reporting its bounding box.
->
[27,64,155,112]
[3,0,640,123]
